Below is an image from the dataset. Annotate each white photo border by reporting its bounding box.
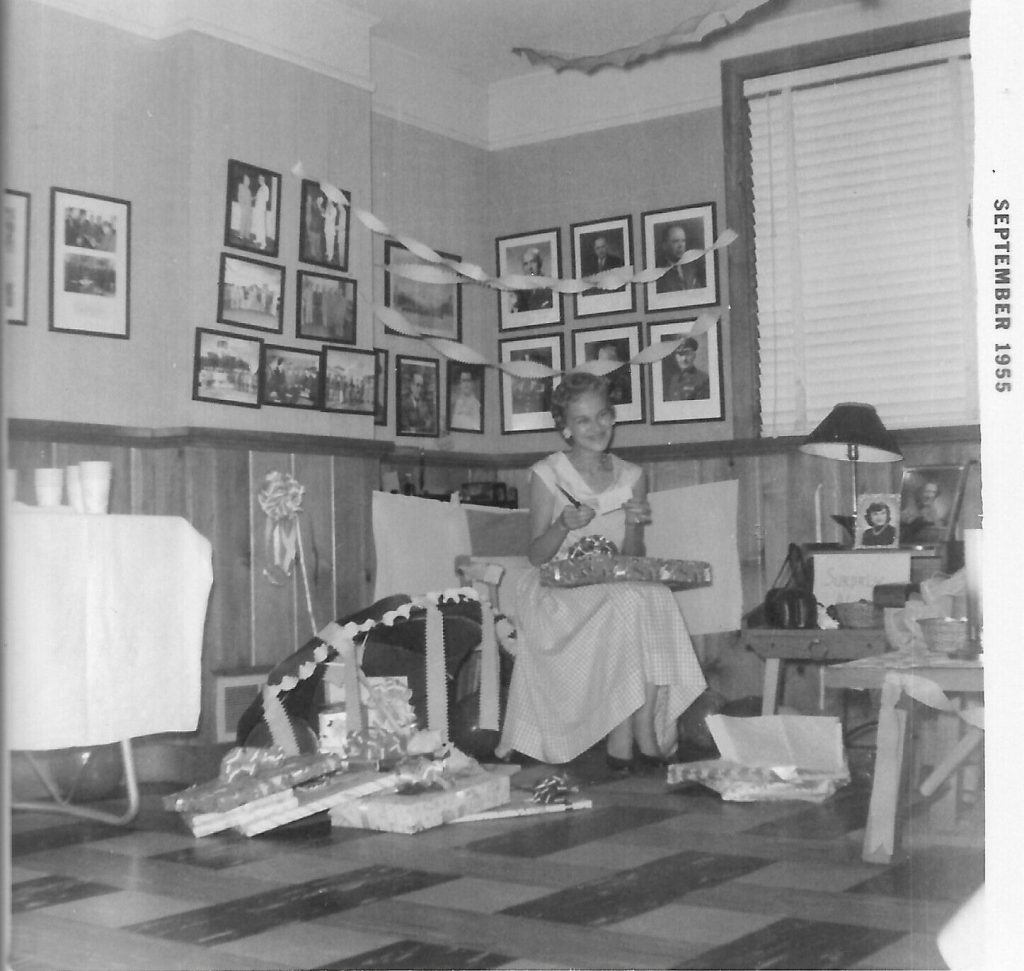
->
[570,214,635,319]
[642,202,719,312]
[495,228,562,331]
[498,333,564,434]
[647,318,725,424]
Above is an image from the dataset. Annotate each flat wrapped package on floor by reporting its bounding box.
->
[330,763,518,834]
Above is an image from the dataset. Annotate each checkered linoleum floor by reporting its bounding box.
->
[9,750,982,971]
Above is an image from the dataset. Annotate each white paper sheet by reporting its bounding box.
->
[646,480,742,635]
[706,714,846,772]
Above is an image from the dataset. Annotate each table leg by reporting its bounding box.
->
[862,685,909,864]
[13,738,140,826]
[761,658,782,716]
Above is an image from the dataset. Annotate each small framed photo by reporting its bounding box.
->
[495,228,562,331]
[49,187,130,338]
[854,493,901,549]
[395,354,440,437]
[298,178,351,271]
[4,190,30,325]
[384,239,462,341]
[647,319,725,424]
[322,346,376,415]
[571,215,634,318]
[373,348,389,426]
[572,322,644,424]
[217,252,284,333]
[499,333,564,434]
[193,327,262,408]
[296,270,356,344]
[224,160,281,257]
[260,344,322,409]
[446,361,485,434]
[899,463,971,549]
[642,203,718,312]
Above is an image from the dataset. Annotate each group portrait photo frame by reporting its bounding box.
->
[298,178,351,272]
[224,159,281,258]
[217,252,284,333]
[296,269,357,345]
[384,239,462,341]
[192,327,262,409]
[322,345,376,416]
[49,187,131,339]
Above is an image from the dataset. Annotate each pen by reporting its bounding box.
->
[556,484,582,509]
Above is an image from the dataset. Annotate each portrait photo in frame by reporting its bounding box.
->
[395,354,440,438]
[499,333,564,434]
[224,159,281,258]
[298,178,351,271]
[374,348,389,426]
[322,346,376,416]
[49,187,130,339]
[4,189,30,326]
[571,215,634,319]
[647,318,725,424]
[855,492,901,549]
[384,239,462,341]
[217,252,284,333]
[572,322,644,425]
[899,463,970,549]
[642,203,718,312]
[495,228,562,331]
[192,327,262,409]
[296,270,356,344]
[260,344,322,409]
[446,361,485,434]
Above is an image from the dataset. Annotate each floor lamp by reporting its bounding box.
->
[800,403,903,540]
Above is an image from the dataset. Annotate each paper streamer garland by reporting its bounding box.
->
[291,161,732,377]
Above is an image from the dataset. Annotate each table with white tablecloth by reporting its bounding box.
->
[5,506,213,821]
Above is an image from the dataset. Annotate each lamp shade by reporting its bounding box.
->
[800,402,902,463]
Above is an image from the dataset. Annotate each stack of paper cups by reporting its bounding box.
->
[79,461,112,514]
[66,464,85,512]
[34,467,65,507]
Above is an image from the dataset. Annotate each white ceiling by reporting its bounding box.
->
[341,0,851,85]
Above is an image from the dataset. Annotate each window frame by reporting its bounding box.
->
[720,12,971,440]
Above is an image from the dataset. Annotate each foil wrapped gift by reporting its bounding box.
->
[329,763,517,834]
[540,553,712,590]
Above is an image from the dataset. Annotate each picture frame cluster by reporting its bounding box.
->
[496,202,725,433]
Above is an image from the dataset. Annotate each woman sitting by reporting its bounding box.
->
[496,371,706,770]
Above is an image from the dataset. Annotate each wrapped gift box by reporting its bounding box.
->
[329,764,517,834]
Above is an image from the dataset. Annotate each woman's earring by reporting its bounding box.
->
[562,428,572,440]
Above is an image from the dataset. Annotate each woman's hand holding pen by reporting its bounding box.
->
[558,502,595,531]
[622,498,652,526]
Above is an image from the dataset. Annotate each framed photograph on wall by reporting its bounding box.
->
[4,190,30,325]
[642,203,718,312]
[498,333,563,434]
[571,214,634,319]
[298,178,351,271]
[192,327,262,408]
[647,318,725,424]
[217,252,284,333]
[572,322,644,424]
[395,354,440,437]
[224,159,281,258]
[384,239,462,341]
[49,187,130,338]
[322,346,376,416]
[495,228,561,331]
[296,270,356,344]
[854,493,901,549]
[899,463,970,549]
[260,344,322,409]
[373,348,389,426]
[446,361,485,434]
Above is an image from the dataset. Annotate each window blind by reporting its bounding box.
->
[746,42,976,437]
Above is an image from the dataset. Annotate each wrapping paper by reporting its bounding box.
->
[329,764,517,834]
[667,759,847,803]
[540,554,711,590]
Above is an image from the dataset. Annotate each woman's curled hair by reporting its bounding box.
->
[550,371,611,429]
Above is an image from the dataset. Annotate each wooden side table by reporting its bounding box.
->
[741,627,889,715]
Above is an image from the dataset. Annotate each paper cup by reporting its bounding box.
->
[34,467,65,507]
[79,460,112,514]
[66,464,84,512]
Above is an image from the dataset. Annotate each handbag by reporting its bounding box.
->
[762,543,818,629]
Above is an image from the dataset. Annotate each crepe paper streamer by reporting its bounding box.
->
[478,600,500,732]
[424,602,449,743]
[498,358,560,380]
[573,358,628,377]
[262,685,301,756]
[423,337,490,366]
[386,262,463,286]
[511,0,777,74]
[373,304,423,338]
